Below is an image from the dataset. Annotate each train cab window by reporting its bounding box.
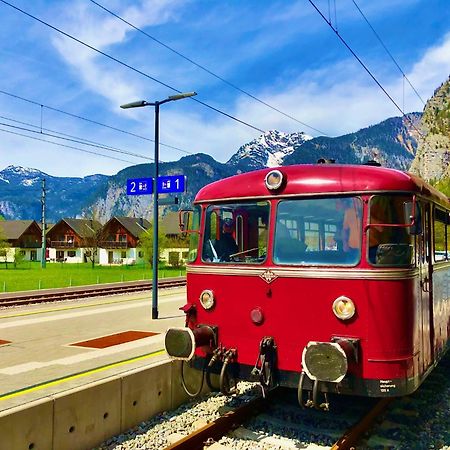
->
[434,208,449,262]
[368,195,414,266]
[202,202,269,264]
[274,197,362,266]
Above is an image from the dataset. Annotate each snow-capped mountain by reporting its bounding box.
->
[227,130,312,169]
[0,165,48,186]
[0,166,109,221]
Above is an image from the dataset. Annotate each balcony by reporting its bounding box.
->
[99,241,128,249]
[20,241,42,248]
[51,241,76,248]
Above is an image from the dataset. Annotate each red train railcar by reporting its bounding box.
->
[165,164,450,408]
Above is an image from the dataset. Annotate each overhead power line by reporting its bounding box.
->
[307,0,423,137]
[0,126,136,164]
[89,0,328,136]
[0,89,193,156]
[0,0,266,134]
[351,0,426,106]
[0,117,155,162]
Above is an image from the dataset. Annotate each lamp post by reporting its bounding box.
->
[121,91,197,319]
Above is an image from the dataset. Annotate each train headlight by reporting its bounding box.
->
[332,296,355,320]
[264,169,284,190]
[199,290,215,310]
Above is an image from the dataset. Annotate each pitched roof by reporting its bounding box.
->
[161,212,182,235]
[0,220,37,240]
[62,219,103,238]
[113,217,151,238]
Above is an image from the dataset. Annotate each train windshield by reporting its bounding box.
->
[202,201,269,263]
[274,196,362,266]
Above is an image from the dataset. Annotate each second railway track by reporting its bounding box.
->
[0,276,186,307]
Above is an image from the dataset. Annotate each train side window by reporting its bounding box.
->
[368,195,414,266]
[434,208,449,262]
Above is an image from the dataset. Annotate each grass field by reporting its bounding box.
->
[0,261,186,293]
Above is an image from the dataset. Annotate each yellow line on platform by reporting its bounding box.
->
[0,349,166,401]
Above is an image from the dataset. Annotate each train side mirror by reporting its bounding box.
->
[404,201,422,235]
[179,210,199,234]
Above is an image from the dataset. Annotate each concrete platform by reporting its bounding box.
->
[0,287,187,411]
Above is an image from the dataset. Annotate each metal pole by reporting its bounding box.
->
[41,178,46,268]
[152,102,160,320]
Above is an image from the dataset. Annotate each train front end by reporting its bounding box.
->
[165,165,427,407]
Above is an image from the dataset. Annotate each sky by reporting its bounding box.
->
[0,0,449,178]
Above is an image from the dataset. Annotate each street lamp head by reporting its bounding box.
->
[168,91,197,101]
[120,100,150,109]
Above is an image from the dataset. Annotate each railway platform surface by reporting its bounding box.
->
[0,286,186,412]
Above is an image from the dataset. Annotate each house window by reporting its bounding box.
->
[56,250,64,261]
[67,251,76,257]
[138,251,144,258]
[30,250,37,261]
[182,251,189,259]
[121,251,127,258]
[20,250,26,256]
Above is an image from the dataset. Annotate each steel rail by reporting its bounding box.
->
[331,397,393,449]
[0,276,186,307]
[164,395,268,450]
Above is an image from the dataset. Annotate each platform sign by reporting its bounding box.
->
[127,177,153,195]
[157,175,186,193]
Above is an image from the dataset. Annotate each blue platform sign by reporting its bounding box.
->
[157,175,186,193]
[127,177,153,195]
[127,175,186,195]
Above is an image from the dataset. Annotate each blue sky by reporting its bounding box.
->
[0,0,449,177]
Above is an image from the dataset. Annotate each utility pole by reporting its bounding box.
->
[41,178,46,268]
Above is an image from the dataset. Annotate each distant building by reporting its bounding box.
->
[46,218,102,263]
[0,220,42,262]
[98,216,150,265]
[160,212,189,267]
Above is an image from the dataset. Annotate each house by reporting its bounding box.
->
[0,220,42,262]
[47,218,102,263]
[160,212,190,267]
[98,216,150,265]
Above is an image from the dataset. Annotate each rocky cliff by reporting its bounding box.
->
[410,76,450,181]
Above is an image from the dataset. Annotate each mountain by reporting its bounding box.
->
[283,114,420,169]
[0,166,108,222]
[0,113,423,222]
[410,76,450,181]
[227,130,312,170]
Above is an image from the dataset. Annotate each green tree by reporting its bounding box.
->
[139,224,168,268]
[0,228,11,268]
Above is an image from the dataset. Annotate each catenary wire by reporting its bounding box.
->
[0,0,266,134]
[0,89,193,155]
[0,126,137,164]
[89,0,328,136]
[0,119,155,162]
[307,0,424,137]
[351,0,426,106]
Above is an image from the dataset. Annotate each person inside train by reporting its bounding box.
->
[214,218,238,261]
[335,198,362,258]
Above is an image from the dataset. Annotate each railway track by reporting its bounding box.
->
[0,276,186,307]
[163,390,391,450]
[99,351,450,449]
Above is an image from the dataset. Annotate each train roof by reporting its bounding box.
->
[194,164,450,205]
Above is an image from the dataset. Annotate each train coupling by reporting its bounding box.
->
[165,325,216,360]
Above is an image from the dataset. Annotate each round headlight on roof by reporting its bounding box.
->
[199,289,215,310]
[264,169,284,191]
[332,296,356,320]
